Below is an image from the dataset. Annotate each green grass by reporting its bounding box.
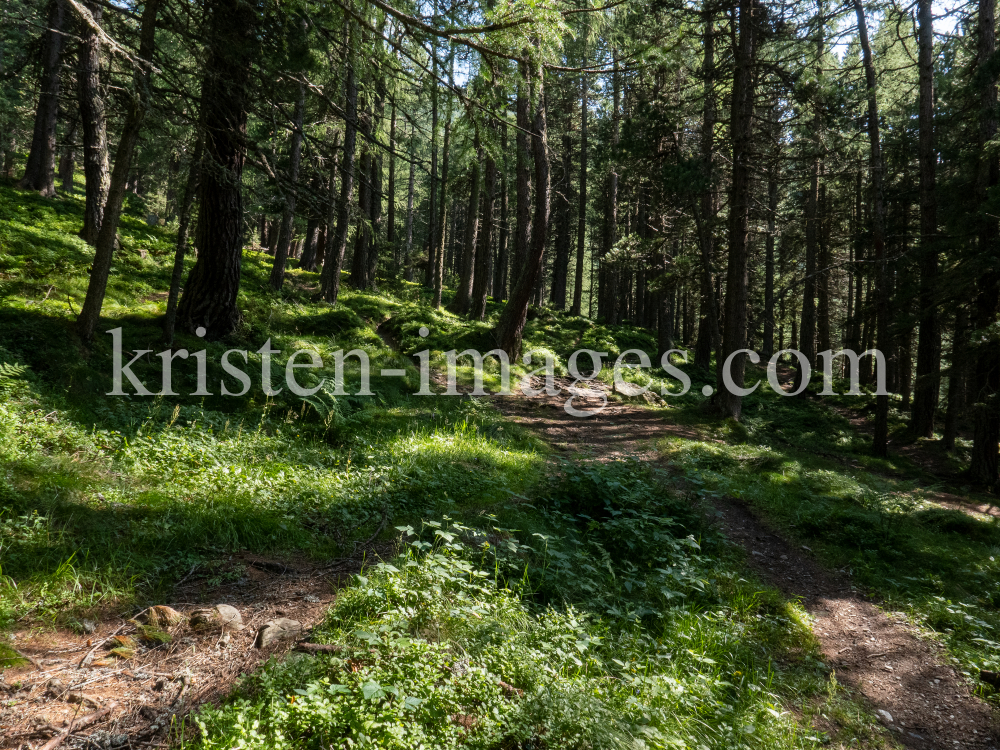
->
[183,462,884,750]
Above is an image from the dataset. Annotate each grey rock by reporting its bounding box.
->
[254,618,302,648]
[189,604,243,631]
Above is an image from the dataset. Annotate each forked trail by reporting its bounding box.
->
[495,379,998,750]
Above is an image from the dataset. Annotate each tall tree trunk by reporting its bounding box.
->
[571,73,588,316]
[270,79,306,291]
[78,0,109,244]
[495,124,510,301]
[19,0,65,196]
[471,152,497,320]
[351,113,373,286]
[495,59,549,361]
[425,58,439,287]
[600,56,621,323]
[853,0,891,457]
[76,0,162,342]
[763,152,777,359]
[361,77,386,289]
[817,183,832,354]
[551,132,573,310]
[163,135,203,345]
[971,0,1000,483]
[387,98,397,271]
[453,136,482,313]
[320,53,358,304]
[404,127,415,281]
[694,15,719,370]
[434,102,451,308]
[513,69,532,289]
[172,0,257,337]
[912,0,940,437]
[943,306,969,449]
[715,0,758,420]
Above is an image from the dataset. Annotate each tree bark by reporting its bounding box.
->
[78,0,109,244]
[694,15,719,370]
[173,0,257,337]
[163,135,203,345]
[551,131,573,310]
[495,124,510,301]
[58,118,78,193]
[270,79,306,291]
[971,0,1000,483]
[76,0,162,342]
[715,0,758,420]
[433,69,453,309]
[763,148,777,359]
[471,152,497,320]
[404,127,415,281]
[387,97,397,271]
[19,0,65,197]
[911,0,940,438]
[943,306,969,450]
[495,59,549,361]
[571,73,588,316]
[320,54,358,304]
[853,0,891,457]
[513,70,532,292]
[453,136,482,313]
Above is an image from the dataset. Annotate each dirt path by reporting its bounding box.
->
[495,380,999,749]
[0,546,389,749]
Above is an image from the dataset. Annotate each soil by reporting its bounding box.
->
[0,545,391,749]
[492,378,1000,749]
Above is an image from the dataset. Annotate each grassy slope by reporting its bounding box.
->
[0,180,936,748]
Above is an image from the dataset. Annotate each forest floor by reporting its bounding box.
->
[4,179,1000,749]
[495,378,999,749]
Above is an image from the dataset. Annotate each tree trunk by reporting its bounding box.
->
[495,124,510,302]
[694,15,719,370]
[172,0,258,337]
[425,59,439,287]
[78,0,109,244]
[453,136,481,313]
[763,151,777,359]
[58,118,78,193]
[387,97,397,271]
[853,0,891,457]
[350,127,373,286]
[551,132,573,310]
[971,0,1000,483]
[163,135,203,345]
[600,56,621,323]
[76,0,162,342]
[943,306,969,449]
[571,73,588,316]
[19,0,65,197]
[366,86,385,289]
[817,183,832,355]
[471,153,497,320]
[433,77,452,309]
[715,0,758,420]
[270,79,306,291]
[320,54,358,304]
[911,0,940,438]
[404,127,415,281]
[495,59,549,361]
[513,71,532,292]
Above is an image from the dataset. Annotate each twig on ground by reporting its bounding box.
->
[38,700,117,750]
[79,624,127,668]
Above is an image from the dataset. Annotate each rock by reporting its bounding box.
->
[136,605,185,628]
[80,619,97,634]
[877,709,893,723]
[255,618,302,648]
[190,604,244,632]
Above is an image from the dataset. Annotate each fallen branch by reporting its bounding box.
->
[39,701,117,750]
[78,624,127,668]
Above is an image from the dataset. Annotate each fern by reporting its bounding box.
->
[0,362,28,382]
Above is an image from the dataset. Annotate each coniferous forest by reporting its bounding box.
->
[5,0,1000,747]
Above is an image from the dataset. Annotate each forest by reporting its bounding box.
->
[3,0,1000,746]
